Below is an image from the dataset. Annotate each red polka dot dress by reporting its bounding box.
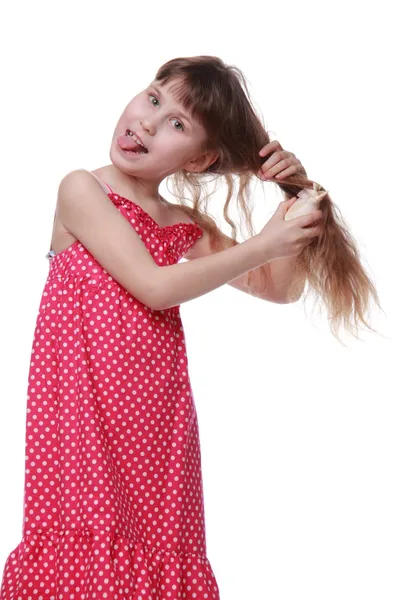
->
[0,173,220,600]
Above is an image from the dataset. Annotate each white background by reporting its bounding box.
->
[0,1,398,599]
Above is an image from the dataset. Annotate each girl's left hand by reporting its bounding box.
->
[257,140,308,181]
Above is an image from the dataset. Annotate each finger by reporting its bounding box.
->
[284,196,298,206]
[279,196,297,216]
[296,210,323,227]
[281,196,298,207]
[260,155,282,177]
[261,157,291,179]
[304,224,323,239]
[275,165,298,180]
[259,140,282,157]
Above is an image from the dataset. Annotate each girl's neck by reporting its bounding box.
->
[93,164,171,211]
[95,163,164,205]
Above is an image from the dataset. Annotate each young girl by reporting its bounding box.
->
[0,55,380,600]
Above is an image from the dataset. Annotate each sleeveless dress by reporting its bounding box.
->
[0,173,220,600]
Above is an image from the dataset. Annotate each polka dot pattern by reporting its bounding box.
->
[0,193,220,599]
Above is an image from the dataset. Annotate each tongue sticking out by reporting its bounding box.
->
[117,135,147,153]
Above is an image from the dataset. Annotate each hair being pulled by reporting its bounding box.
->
[155,55,382,343]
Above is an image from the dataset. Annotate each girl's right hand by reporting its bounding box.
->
[259,196,323,261]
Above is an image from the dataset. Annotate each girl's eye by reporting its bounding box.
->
[172,119,184,131]
[149,94,159,107]
[148,94,184,131]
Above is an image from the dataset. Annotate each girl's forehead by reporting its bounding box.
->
[149,76,186,100]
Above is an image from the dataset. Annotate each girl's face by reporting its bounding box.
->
[110,77,218,182]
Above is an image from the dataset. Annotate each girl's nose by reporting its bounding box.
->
[140,118,155,136]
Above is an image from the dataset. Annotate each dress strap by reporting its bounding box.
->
[89,171,114,194]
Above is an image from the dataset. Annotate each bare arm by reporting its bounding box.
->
[268,256,306,303]
[158,235,266,309]
[56,169,270,310]
[182,211,301,303]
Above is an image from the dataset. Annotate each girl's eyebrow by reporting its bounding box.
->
[151,84,193,127]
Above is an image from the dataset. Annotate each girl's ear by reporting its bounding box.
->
[184,150,219,173]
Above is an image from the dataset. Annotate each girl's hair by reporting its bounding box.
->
[155,55,382,343]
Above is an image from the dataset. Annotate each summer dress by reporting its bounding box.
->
[0,172,220,600]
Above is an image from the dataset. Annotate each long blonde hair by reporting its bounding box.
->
[155,55,382,343]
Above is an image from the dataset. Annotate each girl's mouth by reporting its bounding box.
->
[117,130,149,155]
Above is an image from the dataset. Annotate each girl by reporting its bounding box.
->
[0,56,380,600]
